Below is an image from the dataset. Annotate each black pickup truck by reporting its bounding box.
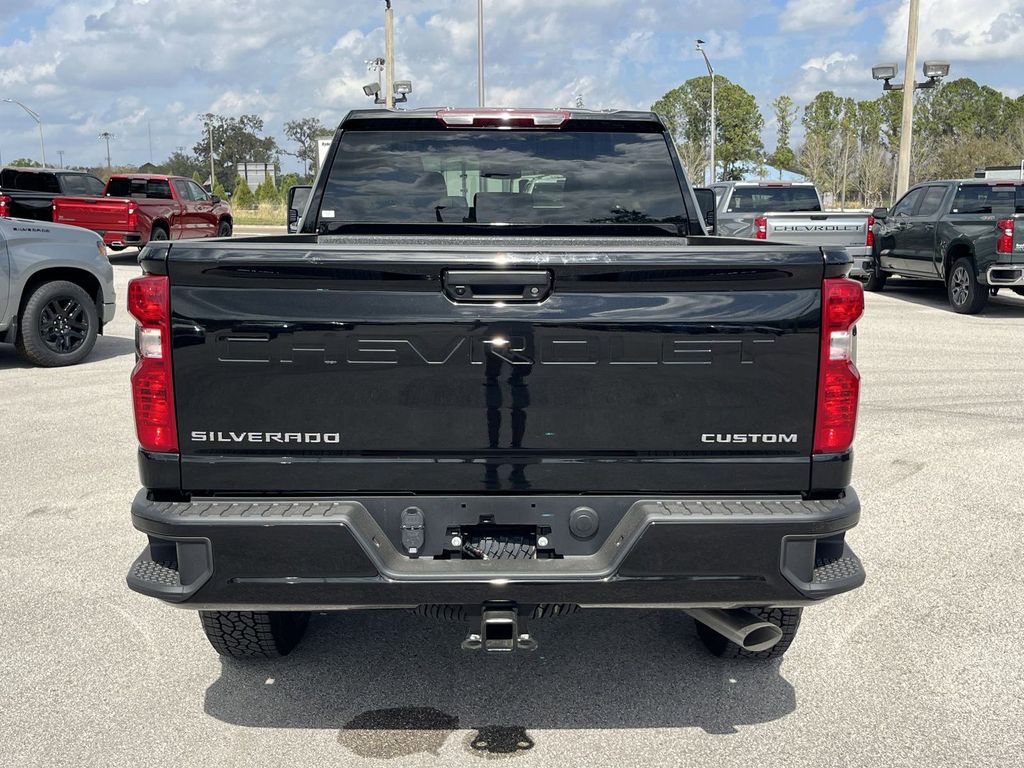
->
[865,178,1024,313]
[126,108,865,660]
[0,166,106,222]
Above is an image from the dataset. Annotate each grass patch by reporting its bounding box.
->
[232,203,286,226]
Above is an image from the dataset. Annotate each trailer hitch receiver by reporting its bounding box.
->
[462,604,537,652]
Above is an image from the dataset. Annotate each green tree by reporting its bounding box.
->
[768,95,798,176]
[161,148,205,179]
[191,171,203,184]
[212,181,227,200]
[9,158,41,167]
[652,74,765,180]
[193,114,278,193]
[283,117,328,177]
[231,176,255,208]
[254,173,280,204]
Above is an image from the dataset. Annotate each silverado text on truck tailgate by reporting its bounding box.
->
[126,108,865,660]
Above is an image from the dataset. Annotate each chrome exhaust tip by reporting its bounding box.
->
[686,608,784,652]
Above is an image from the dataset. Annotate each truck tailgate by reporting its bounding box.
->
[53,196,131,230]
[766,213,869,248]
[166,237,826,495]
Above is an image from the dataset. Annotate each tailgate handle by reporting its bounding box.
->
[443,270,552,302]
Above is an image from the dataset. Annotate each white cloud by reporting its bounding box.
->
[792,51,875,101]
[882,0,1024,62]
[780,0,867,33]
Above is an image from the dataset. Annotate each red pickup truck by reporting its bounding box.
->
[53,174,233,250]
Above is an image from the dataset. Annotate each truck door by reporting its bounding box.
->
[0,225,9,322]
[187,180,219,236]
[903,185,949,276]
[878,187,924,274]
[170,179,197,238]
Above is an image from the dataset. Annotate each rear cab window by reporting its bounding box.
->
[726,185,821,213]
[1,169,60,194]
[951,183,1024,214]
[318,123,689,232]
[106,177,173,200]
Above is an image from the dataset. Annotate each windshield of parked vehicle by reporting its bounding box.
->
[726,186,822,213]
[319,129,687,231]
[952,183,1024,214]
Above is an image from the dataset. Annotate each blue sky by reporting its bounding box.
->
[1,0,1022,173]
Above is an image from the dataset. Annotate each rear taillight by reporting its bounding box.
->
[128,275,177,453]
[0,195,10,217]
[866,215,875,248]
[127,206,138,233]
[813,277,864,455]
[754,216,768,239]
[997,219,1014,254]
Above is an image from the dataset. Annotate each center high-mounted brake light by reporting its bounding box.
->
[813,277,864,454]
[0,194,10,217]
[436,109,571,128]
[128,275,177,453]
[754,216,768,239]
[997,218,1014,254]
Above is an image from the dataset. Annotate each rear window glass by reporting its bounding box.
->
[726,186,821,213]
[320,129,687,228]
[951,184,1024,214]
[106,177,173,199]
[0,169,60,194]
[60,174,105,196]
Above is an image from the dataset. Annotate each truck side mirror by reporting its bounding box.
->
[693,188,717,235]
[287,185,313,233]
[871,207,888,220]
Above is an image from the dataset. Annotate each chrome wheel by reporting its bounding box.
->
[950,265,971,306]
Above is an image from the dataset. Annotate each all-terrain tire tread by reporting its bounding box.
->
[199,610,309,659]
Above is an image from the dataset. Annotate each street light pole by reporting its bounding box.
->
[384,1,395,109]
[696,41,715,185]
[896,0,920,198]
[477,0,485,107]
[57,150,65,169]
[98,132,114,172]
[3,98,46,167]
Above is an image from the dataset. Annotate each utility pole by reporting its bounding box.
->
[98,131,114,172]
[208,123,216,190]
[696,40,715,185]
[384,1,395,109]
[896,0,920,198]
[148,121,153,164]
[57,150,65,169]
[477,0,485,106]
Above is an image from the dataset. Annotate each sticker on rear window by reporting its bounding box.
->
[321,209,335,218]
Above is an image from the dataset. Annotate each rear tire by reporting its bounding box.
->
[694,607,802,660]
[16,280,98,367]
[199,610,309,659]
[863,255,887,292]
[947,257,987,314]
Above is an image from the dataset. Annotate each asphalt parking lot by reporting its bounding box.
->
[2,243,1023,767]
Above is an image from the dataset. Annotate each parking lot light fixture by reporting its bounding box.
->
[3,98,46,167]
